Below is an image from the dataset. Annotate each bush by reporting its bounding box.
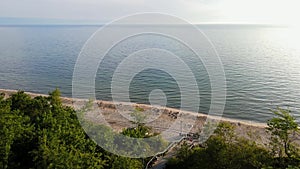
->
[166,122,271,169]
[0,90,150,169]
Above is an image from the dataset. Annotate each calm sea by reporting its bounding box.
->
[0,25,299,123]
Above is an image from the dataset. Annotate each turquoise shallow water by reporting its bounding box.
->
[0,25,299,123]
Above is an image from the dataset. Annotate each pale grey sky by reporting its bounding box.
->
[0,0,299,25]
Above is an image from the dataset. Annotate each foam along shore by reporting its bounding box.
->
[0,89,270,144]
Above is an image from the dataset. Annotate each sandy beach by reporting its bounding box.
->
[0,89,271,145]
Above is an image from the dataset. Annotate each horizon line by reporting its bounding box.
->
[0,23,288,27]
[0,17,291,27]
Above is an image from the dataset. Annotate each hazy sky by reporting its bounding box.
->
[1,0,299,25]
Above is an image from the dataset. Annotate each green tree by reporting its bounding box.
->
[0,90,110,169]
[0,92,35,169]
[110,156,142,169]
[267,108,299,159]
[48,88,62,108]
[166,122,271,169]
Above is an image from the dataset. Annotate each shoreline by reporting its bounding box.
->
[1,88,273,145]
[0,88,267,128]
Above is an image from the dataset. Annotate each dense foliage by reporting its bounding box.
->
[166,109,300,169]
[0,90,149,169]
[1,89,299,169]
[267,108,299,159]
